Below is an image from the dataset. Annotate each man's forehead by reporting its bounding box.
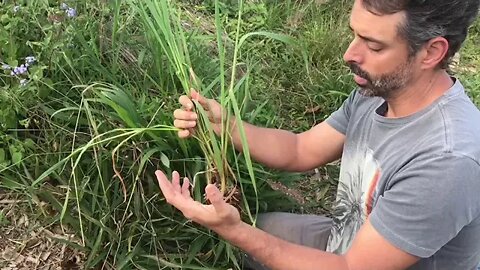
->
[350,0,406,42]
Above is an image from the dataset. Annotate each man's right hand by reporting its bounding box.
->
[174,89,224,138]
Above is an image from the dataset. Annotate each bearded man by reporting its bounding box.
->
[159,0,480,269]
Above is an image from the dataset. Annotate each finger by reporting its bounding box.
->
[173,109,197,121]
[155,170,174,202]
[179,95,194,111]
[172,171,181,194]
[177,129,190,138]
[190,89,210,111]
[174,119,197,129]
[189,89,199,98]
[205,184,228,213]
[181,177,190,198]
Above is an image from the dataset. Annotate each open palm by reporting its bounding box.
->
[155,170,241,230]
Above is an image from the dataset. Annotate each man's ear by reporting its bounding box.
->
[419,37,449,69]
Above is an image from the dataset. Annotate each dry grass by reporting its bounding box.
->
[0,193,85,270]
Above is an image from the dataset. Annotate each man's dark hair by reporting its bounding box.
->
[361,0,480,69]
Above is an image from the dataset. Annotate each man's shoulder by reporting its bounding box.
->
[436,79,480,164]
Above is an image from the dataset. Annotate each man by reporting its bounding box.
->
[156,0,480,269]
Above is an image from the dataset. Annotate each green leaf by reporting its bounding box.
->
[85,229,104,267]
[30,66,44,80]
[186,235,209,264]
[0,210,10,226]
[19,118,30,128]
[1,178,24,190]
[0,149,5,163]
[11,152,22,166]
[23,139,35,149]
[0,14,10,23]
[160,153,170,168]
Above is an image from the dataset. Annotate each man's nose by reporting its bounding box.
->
[343,39,363,64]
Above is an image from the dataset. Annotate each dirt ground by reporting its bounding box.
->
[0,192,85,270]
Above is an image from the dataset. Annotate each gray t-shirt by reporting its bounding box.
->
[325,79,480,270]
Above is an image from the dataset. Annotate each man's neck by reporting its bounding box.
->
[384,70,454,118]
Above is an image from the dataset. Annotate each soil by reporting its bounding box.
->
[0,192,85,270]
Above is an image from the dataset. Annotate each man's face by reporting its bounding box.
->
[344,0,419,98]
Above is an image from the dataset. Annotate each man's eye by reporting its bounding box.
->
[369,46,383,52]
[366,41,384,52]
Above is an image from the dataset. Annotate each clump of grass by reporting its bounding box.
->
[130,0,308,224]
[129,0,251,224]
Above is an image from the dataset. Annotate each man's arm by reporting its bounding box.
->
[217,219,418,270]
[229,121,345,172]
[155,171,420,270]
[175,91,345,172]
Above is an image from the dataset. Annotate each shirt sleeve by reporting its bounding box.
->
[325,90,358,135]
[369,153,480,258]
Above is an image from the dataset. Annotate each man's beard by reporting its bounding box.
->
[347,60,414,99]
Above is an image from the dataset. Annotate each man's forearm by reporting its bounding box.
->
[228,120,301,171]
[215,222,350,270]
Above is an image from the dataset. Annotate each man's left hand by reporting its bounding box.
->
[155,170,241,231]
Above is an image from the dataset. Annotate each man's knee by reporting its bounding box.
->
[256,212,332,250]
[243,212,333,270]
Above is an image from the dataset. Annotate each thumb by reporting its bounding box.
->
[205,184,228,213]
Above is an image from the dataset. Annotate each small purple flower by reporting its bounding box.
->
[60,3,69,10]
[25,56,36,65]
[66,8,77,17]
[20,79,28,87]
[13,6,20,13]
[2,64,11,70]
[12,65,28,75]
